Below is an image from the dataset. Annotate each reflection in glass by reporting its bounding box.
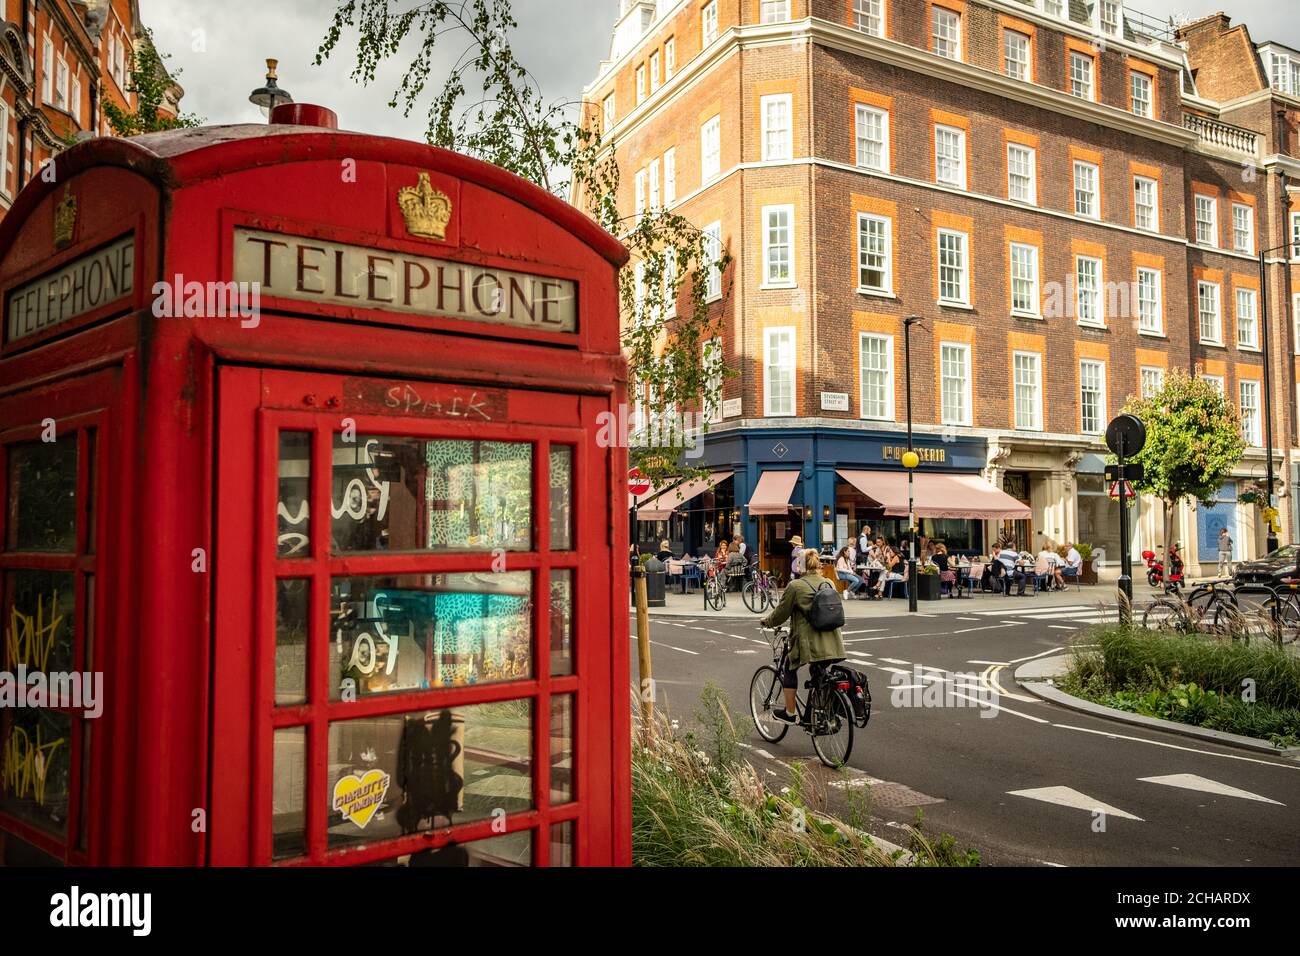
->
[275,579,309,706]
[6,440,78,552]
[331,435,532,553]
[549,570,573,677]
[329,573,532,699]
[277,432,311,558]
[272,726,307,860]
[327,700,532,850]
[371,829,533,867]
[549,446,573,550]
[550,694,574,805]
[0,707,72,837]
[550,821,574,867]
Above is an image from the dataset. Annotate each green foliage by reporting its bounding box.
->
[103,28,204,136]
[1075,543,1094,562]
[317,1,733,482]
[1118,368,1244,507]
[1064,626,1300,747]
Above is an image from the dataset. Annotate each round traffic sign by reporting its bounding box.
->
[1105,414,1147,457]
[628,468,651,496]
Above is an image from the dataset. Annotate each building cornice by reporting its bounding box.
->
[1262,154,1300,176]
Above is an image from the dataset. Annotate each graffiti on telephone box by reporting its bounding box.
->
[344,378,507,423]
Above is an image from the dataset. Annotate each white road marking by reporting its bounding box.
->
[1137,774,1285,805]
[956,617,981,621]
[879,657,910,665]
[1009,647,1065,664]
[1038,860,1068,867]
[970,605,1094,617]
[953,623,1017,634]
[734,649,758,654]
[630,637,699,656]
[1053,724,1300,771]
[947,690,1050,723]
[843,628,888,635]
[1049,625,1078,631]
[890,684,926,691]
[967,660,1009,666]
[1007,786,1144,821]
[877,666,911,675]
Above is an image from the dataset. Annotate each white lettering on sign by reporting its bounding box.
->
[6,236,135,343]
[233,228,577,333]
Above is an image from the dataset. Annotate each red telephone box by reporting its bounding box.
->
[0,112,630,866]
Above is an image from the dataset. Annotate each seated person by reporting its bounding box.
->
[657,539,674,563]
[834,546,868,598]
[997,544,1029,596]
[874,546,905,597]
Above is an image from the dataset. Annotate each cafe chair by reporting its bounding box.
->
[1061,565,1081,591]
[1032,558,1053,594]
[680,561,702,593]
[666,559,684,589]
[965,562,984,596]
[883,577,908,600]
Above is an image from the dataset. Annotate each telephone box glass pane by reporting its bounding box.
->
[0,708,72,838]
[550,694,574,805]
[548,570,573,677]
[549,446,574,550]
[85,430,97,555]
[326,700,533,850]
[370,829,533,867]
[550,821,575,866]
[272,726,307,860]
[277,432,311,559]
[329,573,532,700]
[275,579,309,706]
[3,570,76,674]
[6,440,78,553]
[331,436,532,553]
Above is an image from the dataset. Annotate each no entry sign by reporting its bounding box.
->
[628,468,651,496]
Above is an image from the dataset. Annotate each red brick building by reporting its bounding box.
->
[589,1,1299,575]
[0,0,181,217]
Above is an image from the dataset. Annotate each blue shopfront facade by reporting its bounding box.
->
[681,424,990,574]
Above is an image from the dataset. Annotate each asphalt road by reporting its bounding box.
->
[631,601,1300,866]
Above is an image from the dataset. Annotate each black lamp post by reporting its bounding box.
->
[1256,236,1292,557]
[903,315,922,613]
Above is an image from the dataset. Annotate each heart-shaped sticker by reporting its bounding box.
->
[332,769,391,829]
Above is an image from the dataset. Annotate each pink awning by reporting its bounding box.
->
[836,470,1031,520]
[747,470,801,516]
[636,471,734,521]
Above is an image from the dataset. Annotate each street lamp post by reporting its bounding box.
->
[249,59,294,119]
[903,315,922,614]
[1256,237,1292,557]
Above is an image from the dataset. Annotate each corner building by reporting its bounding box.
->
[588,1,1300,576]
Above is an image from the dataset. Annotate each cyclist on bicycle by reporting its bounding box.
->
[761,549,847,725]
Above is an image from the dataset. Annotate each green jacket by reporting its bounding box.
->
[762,571,846,668]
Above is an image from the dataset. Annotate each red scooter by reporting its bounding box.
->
[1143,544,1184,592]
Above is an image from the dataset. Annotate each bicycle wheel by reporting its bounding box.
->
[1142,599,1185,632]
[742,582,761,613]
[749,666,788,743]
[1266,598,1300,645]
[703,578,720,611]
[810,688,854,769]
[1211,601,1249,640]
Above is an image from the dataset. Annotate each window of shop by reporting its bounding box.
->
[920,518,981,554]
[268,425,579,867]
[1076,473,1131,563]
[1,425,101,865]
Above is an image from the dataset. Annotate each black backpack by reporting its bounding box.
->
[803,579,845,631]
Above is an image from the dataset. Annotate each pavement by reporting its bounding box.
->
[630,596,1300,866]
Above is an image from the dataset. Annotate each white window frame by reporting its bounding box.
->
[634,169,647,221]
[1009,242,1040,316]
[70,73,82,126]
[1195,194,1218,247]
[1013,351,1043,431]
[934,124,966,189]
[1239,380,1261,447]
[1043,0,1064,17]
[1136,267,1162,334]
[636,65,647,105]
[855,104,889,173]
[939,342,972,426]
[937,229,969,306]
[700,115,721,183]
[665,39,676,80]
[55,54,69,111]
[1291,211,1300,259]
[761,204,796,289]
[703,221,723,301]
[1099,0,1121,36]
[1235,287,1259,349]
[1198,280,1222,344]
[42,35,54,104]
[0,101,9,198]
[1007,143,1036,204]
[1079,360,1107,435]
[702,1,718,47]
[650,53,661,94]
[858,333,895,421]
[1003,30,1029,81]
[760,93,792,162]
[1133,176,1158,231]
[1294,292,1300,355]
[764,326,796,417]
[931,7,961,61]
[1073,161,1099,218]
[602,94,616,135]
[1129,70,1152,117]
[703,338,723,424]
[1232,202,1254,254]
[1139,366,1165,399]
[759,0,790,23]
[856,213,892,294]
[1069,51,1094,100]
[648,158,660,212]
[853,0,885,37]
[1201,374,1225,396]
[663,148,676,206]
[1075,255,1104,327]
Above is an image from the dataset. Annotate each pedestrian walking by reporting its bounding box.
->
[1217,527,1234,577]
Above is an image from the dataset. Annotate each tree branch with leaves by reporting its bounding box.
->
[103,27,204,136]
[316,0,733,482]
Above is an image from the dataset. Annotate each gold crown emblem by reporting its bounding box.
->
[54,188,77,250]
[397,172,453,240]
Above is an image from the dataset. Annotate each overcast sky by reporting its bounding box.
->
[138,1,1298,139]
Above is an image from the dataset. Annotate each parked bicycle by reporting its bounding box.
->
[742,566,778,614]
[748,625,870,768]
[702,561,727,611]
[1141,579,1238,635]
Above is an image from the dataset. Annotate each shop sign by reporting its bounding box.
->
[233,227,577,332]
[883,445,945,464]
[7,236,135,342]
